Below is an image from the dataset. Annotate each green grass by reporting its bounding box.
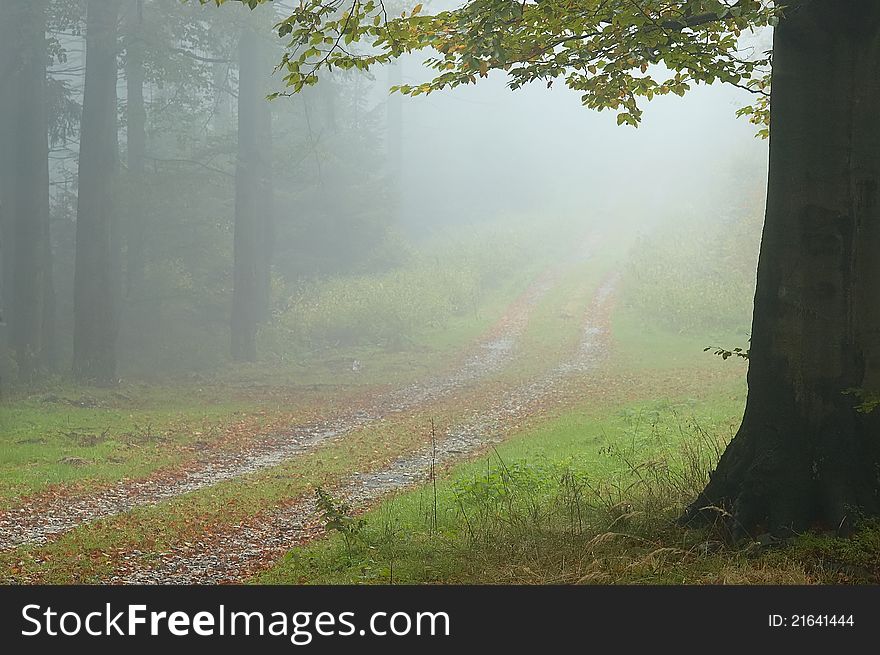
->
[0,214,587,502]
[244,268,548,390]
[619,211,761,338]
[610,305,746,372]
[251,213,870,586]
[244,220,764,585]
[0,265,534,508]
[13,212,840,587]
[0,386,269,506]
[254,386,750,585]
[260,217,583,363]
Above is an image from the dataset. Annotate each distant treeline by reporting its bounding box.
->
[0,0,396,385]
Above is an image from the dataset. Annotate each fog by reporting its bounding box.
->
[0,0,769,384]
[391,55,767,233]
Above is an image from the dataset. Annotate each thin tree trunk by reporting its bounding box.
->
[231,20,273,361]
[40,212,56,372]
[125,0,147,298]
[0,0,51,381]
[684,0,880,537]
[73,0,120,384]
[0,2,11,356]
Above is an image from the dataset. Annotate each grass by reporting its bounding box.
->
[255,384,880,585]
[0,219,610,583]
[619,210,761,338]
[260,217,582,364]
[243,268,545,390]
[254,389,755,585]
[0,215,604,509]
[0,385,274,507]
[502,252,618,382]
[610,305,745,373]
[0,241,716,584]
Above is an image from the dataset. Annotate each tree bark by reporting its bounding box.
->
[73,0,120,384]
[0,0,52,381]
[230,20,273,361]
[684,0,880,537]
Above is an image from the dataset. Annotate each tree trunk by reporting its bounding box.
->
[0,3,11,360]
[684,0,880,537]
[73,0,120,384]
[230,21,273,361]
[124,0,147,299]
[0,0,51,381]
[40,211,56,372]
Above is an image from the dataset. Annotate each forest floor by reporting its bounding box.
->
[2,233,877,584]
[0,233,607,581]
[0,265,562,552]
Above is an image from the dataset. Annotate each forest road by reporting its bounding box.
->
[108,270,619,583]
[0,236,600,552]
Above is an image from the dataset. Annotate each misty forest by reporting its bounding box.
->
[1,0,879,585]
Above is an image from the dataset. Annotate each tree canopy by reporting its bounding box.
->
[213,0,776,129]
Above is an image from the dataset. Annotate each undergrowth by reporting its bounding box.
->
[262,218,577,354]
[260,405,880,585]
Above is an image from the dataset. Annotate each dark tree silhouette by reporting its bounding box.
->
[684,1,880,536]
[73,0,120,384]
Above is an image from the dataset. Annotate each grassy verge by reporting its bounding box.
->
[254,387,754,584]
[0,386,286,508]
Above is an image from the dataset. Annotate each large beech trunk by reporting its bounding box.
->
[684,0,880,537]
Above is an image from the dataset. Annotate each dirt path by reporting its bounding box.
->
[0,257,580,552]
[108,272,618,583]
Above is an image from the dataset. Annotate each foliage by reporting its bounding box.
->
[315,486,367,562]
[704,345,749,360]
[735,70,771,138]
[213,0,776,128]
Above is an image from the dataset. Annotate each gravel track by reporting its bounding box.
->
[110,272,618,584]
[0,267,562,552]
